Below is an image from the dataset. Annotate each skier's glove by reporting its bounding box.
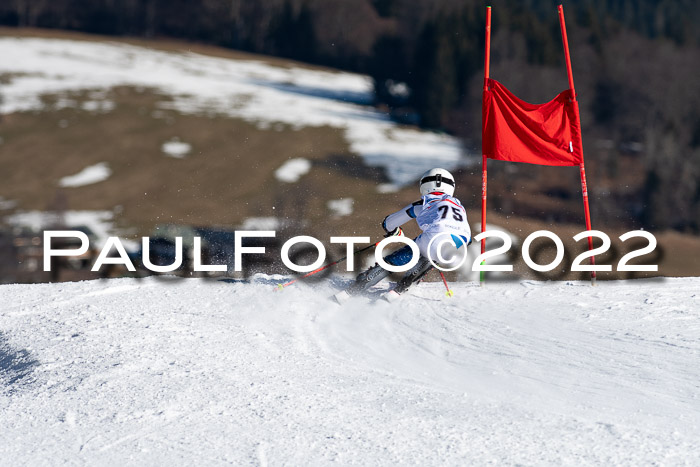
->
[384,227,403,238]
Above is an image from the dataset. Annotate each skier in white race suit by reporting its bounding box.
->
[335,168,471,302]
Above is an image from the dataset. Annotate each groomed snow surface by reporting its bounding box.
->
[2,277,699,465]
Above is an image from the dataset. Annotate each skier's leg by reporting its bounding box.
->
[343,244,416,296]
[389,232,456,297]
[384,233,469,302]
[392,256,434,294]
[343,263,392,296]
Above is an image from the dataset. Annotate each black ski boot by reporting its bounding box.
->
[332,244,417,304]
[333,263,392,304]
[383,257,434,302]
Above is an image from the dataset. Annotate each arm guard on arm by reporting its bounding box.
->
[382,200,423,233]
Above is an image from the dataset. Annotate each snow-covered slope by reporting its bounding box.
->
[2,277,699,465]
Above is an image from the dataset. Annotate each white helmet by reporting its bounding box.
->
[419,168,455,196]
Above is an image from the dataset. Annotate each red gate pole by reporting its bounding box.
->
[558,4,596,285]
[480,6,491,286]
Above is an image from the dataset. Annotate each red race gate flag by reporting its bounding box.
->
[482,78,583,166]
[479,4,597,285]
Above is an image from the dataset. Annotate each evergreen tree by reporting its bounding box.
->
[411,17,458,128]
[368,34,409,106]
[269,1,316,63]
[295,3,316,63]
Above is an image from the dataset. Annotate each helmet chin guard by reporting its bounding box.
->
[419,168,455,196]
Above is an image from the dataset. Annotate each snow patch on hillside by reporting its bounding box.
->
[240,217,282,230]
[59,162,111,187]
[275,158,312,183]
[5,209,136,250]
[0,37,470,186]
[161,139,192,159]
[0,196,17,210]
[1,277,699,465]
[327,198,353,218]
